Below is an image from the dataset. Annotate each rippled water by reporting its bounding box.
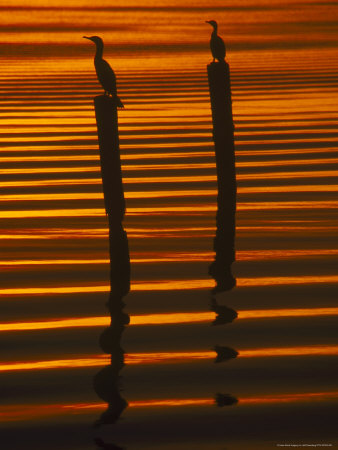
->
[1,1,338,449]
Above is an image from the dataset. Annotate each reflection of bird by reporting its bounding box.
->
[215,393,238,407]
[206,20,226,63]
[210,298,238,325]
[83,35,124,107]
[214,345,238,363]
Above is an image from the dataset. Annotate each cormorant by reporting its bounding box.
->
[83,35,124,108]
[206,20,226,63]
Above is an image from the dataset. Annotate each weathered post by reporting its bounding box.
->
[94,94,130,304]
[207,62,236,293]
[93,95,130,427]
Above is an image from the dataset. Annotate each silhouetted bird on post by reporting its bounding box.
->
[83,35,124,108]
[206,20,226,63]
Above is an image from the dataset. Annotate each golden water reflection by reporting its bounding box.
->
[1,307,338,332]
[0,275,338,296]
[1,185,338,203]
[2,200,338,219]
[1,345,338,372]
[1,391,338,422]
[1,249,338,266]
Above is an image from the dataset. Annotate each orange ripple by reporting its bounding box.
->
[1,160,338,176]
[1,185,338,203]
[1,249,338,266]
[1,391,338,422]
[0,307,338,332]
[1,146,336,159]
[240,185,338,193]
[0,190,212,202]
[1,201,338,218]
[1,157,337,169]
[0,275,337,296]
[238,307,338,320]
[239,391,338,404]
[240,346,338,358]
[0,226,336,240]
[1,170,338,188]
[0,151,214,163]
[0,356,108,372]
[1,346,338,373]
[239,148,338,157]
[238,158,338,168]
[0,227,336,240]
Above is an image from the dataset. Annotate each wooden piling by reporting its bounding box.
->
[94,95,125,220]
[207,62,236,292]
[93,94,130,427]
[94,95,130,301]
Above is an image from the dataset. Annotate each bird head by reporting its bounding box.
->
[206,20,218,30]
[83,36,103,47]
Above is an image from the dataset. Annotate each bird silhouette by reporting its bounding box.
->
[206,20,226,63]
[83,35,124,108]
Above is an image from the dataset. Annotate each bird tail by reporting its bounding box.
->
[115,95,124,108]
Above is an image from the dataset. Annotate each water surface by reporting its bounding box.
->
[1,1,338,448]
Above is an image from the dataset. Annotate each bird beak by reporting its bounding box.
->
[206,21,210,24]
[83,36,91,40]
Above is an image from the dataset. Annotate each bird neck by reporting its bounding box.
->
[94,42,104,60]
[212,24,218,35]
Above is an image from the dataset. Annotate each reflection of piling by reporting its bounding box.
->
[94,95,130,301]
[207,62,236,293]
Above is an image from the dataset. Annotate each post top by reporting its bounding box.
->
[207,61,229,70]
[94,94,116,105]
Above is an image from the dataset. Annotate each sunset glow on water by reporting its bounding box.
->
[2,391,338,424]
[1,0,337,448]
